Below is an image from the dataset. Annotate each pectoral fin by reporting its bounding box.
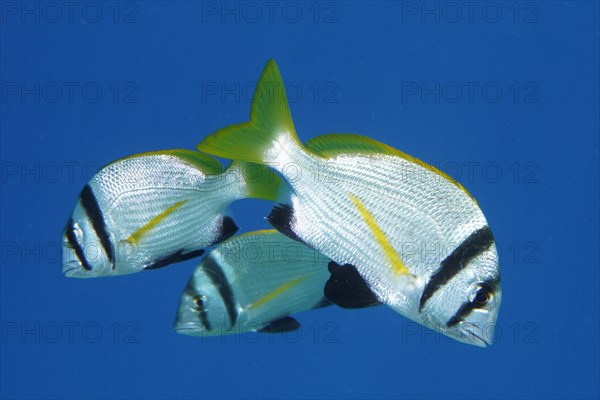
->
[324,262,382,309]
[257,317,300,333]
[266,203,306,245]
[213,216,239,245]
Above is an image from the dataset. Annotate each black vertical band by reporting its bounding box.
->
[419,226,494,311]
[64,219,93,271]
[203,255,238,328]
[184,283,213,332]
[79,185,114,267]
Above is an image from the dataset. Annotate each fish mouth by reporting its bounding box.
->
[458,322,492,348]
[63,262,84,278]
[173,321,203,336]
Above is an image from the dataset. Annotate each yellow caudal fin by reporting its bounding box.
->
[196,60,302,164]
[226,161,284,201]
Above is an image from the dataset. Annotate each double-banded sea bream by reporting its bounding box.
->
[174,230,331,336]
[196,60,502,346]
[63,150,280,278]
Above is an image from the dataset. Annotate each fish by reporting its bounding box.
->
[174,229,331,336]
[62,149,281,278]
[196,60,502,347]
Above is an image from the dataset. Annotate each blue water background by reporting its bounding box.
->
[1,2,598,399]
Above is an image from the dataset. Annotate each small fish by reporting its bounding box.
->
[174,230,331,336]
[197,60,502,347]
[62,150,280,278]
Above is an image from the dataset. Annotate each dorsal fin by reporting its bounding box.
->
[116,149,224,176]
[159,150,224,175]
[306,134,474,201]
[306,133,402,158]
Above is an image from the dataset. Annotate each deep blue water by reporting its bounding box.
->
[1,1,599,399]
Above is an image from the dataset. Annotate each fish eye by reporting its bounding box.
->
[193,295,206,311]
[471,283,493,307]
[64,222,81,247]
[474,290,489,305]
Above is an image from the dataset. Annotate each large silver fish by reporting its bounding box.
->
[196,60,502,347]
[174,230,333,336]
[62,150,280,278]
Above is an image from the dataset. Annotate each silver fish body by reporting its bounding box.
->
[197,60,502,347]
[174,230,331,336]
[63,150,279,278]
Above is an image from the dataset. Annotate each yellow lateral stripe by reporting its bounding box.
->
[247,275,310,310]
[348,194,413,277]
[235,229,279,239]
[127,200,188,244]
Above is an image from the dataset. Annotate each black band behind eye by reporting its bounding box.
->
[65,220,93,271]
[420,226,494,311]
[446,282,496,327]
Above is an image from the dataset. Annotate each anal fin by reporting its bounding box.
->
[257,316,300,333]
[324,262,382,309]
[313,297,333,309]
[179,249,205,262]
[144,249,205,270]
[266,203,306,244]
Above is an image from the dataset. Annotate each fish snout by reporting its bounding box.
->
[62,245,87,278]
[457,308,498,347]
[173,320,204,336]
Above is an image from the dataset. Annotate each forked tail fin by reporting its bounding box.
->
[226,161,283,201]
[197,59,302,164]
